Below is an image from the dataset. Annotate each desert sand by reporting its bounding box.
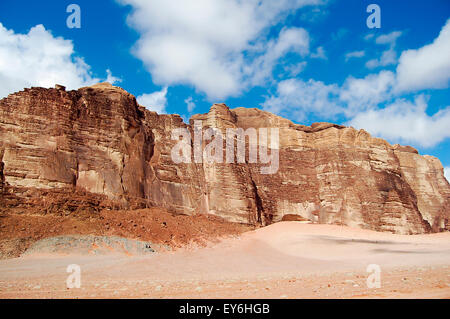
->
[0,222,449,299]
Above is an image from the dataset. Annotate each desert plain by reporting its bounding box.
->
[0,222,449,299]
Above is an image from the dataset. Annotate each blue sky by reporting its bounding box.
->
[0,0,449,177]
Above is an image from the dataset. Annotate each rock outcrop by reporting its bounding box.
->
[0,83,449,234]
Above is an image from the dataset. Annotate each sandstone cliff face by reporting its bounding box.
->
[0,84,448,234]
[192,105,450,234]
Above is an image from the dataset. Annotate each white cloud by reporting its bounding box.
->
[248,27,310,85]
[262,78,341,122]
[375,31,402,45]
[396,18,450,92]
[137,86,168,113]
[345,50,365,61]
[261,20,450,149]
[119,0,323,100]
[311,46,326,59]
[263,70,449,148]
[105,69,122,84]
[184,96,195,113]
[283,61,307,77]
[263,71,450,148]
[339,70,395,115]
[444,167,450,182]
[0,23,115,98]
[261,69,396,121]
[365,48,397,69]
[348,95,450,148]
[365,31,402,69]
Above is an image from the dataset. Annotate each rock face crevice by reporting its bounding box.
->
[0,161,4,194]
[0,83,449,234]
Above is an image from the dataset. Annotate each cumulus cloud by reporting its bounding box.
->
[119,0,323,100]
[263,72,449,148]
[396,19,450,92]
[262,20,450,149]
[349,95,450,148]
[263,72,450,148]
[262,78,341,122]
[247,27,310,86]
[137,86,168,113]
[261,70,396,121]
[339,70,395,114]
[0,23,116,98]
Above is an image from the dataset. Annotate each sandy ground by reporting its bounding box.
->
[0,222,449,299]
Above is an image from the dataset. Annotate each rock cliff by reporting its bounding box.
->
[0,83,449,234]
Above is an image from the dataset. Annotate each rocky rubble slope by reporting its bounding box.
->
[0,83,448,234]
[0,205,251,259]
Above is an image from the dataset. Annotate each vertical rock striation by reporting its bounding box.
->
[0,83,448,234]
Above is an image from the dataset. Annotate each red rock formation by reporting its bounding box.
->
[0,160,4,193]
[0,83,448,234]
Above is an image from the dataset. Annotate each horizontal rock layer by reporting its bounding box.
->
[0,83,449,234]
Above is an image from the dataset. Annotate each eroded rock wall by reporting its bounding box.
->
[1,84,448,234]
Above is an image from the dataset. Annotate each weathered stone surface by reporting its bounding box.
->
[0,153,4,193]
[193,106,450,234]
[0,83,205,215]
[0,83,448,234]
